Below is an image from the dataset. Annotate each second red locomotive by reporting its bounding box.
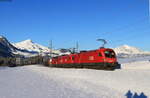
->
[47,47,120,70]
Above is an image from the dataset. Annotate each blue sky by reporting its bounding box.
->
[0,0,150,51]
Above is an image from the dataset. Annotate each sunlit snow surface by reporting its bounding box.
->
[0,58,150,98]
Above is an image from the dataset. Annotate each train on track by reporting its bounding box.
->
[46,47,121,70]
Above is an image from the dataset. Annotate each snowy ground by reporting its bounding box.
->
[0,59,150,98]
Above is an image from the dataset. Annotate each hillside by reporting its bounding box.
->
[0,36,16,57]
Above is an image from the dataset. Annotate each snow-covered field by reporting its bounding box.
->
[0,59,150,98]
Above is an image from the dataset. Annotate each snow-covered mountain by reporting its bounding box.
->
[13,39,51,53]
[1,35,150,58]
[114,45,150,58]
[0,36,16,57]
[13,39,71,56]
[114,45,142,54]
[0,36,71,57]
[0,36,16,51]
[0,36,39,57]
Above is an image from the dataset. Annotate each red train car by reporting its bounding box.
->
[48,48,120,70]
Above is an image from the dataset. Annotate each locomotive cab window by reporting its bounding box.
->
[98,53,102,56]
[104,51,115,58]
[72,56,75,60]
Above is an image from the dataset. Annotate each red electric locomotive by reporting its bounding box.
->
[47,47,120,70]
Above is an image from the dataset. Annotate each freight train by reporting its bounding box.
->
[46,47,121,70]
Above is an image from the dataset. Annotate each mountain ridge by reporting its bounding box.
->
[1,36,150,58]
[114,44,143,54]
[0,36,38,57]
[14,39,150,55]
[13,39,71,57]
[13,39,50,53]
[0,36,16,57]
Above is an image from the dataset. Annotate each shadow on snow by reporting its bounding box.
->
[125,90,147,98]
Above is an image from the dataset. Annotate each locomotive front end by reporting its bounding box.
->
[102,49,121,69]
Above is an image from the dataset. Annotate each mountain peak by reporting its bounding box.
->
[114,45,142,54]
[13,39,51,53]
[121,45,131,48]
[22,39,33,43]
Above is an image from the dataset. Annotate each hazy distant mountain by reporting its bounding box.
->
[114,45,150,58]
[114,45,142,54]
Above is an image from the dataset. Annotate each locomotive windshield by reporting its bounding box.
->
[104,50,116,58]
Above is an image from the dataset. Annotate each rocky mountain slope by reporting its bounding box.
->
[0,36,16,57]
[0,36,38,57]
[0,36,70,57]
